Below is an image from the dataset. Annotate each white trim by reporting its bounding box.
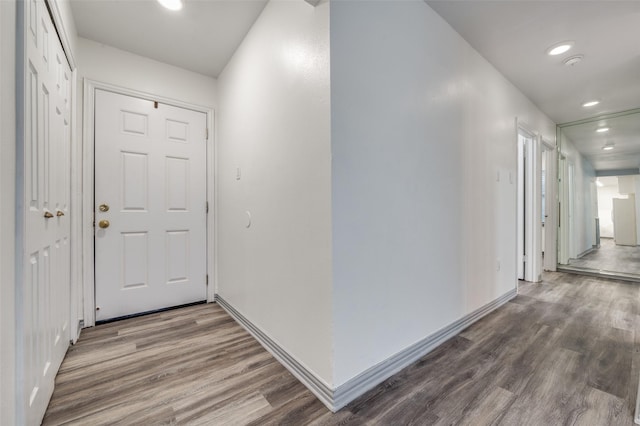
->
[44,0,76,69]
[332,288,517,410]
[215,295,334,409]
[216,288,517,412]
[516,119,541,283]
[80,80,215,327]
[530,134,542,282]
[81,80,96,326]
[542,138,557,272]
[69,67,81,343]
[576,247,595,258]
[207,110,217,301]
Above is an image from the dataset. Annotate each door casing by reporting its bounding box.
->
[80,80,216,327]
[516,120,542,283]
[515,120,558,282]
[541,139,557,272]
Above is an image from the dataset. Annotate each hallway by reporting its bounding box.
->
[43,272,639,425]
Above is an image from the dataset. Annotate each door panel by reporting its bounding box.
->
[613,196,637,246]
[21,1,71,423]
[94,90,207,321]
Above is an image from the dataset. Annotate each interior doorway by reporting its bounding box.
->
[517,124,541,282]
[541,140,556,272]
[82,81,215,326]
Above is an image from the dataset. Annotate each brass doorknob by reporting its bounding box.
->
[56,210,65,217]
[98,220,110,229]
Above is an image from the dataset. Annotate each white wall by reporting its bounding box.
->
[330,0,555,386]
[0,2,16,423]
[597,177,624,238]
[560,133,597,256]
[217,0,333,385]
[77,38,217,108]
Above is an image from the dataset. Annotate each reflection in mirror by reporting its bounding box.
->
[557,109,640,280]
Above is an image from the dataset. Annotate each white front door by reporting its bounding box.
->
[94,90,207,322]
[21,0,72,423]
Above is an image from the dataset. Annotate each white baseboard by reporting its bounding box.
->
[577,247,595,258]
[331,288,517,410]
[214,295,335,409]
[215,288,517,412]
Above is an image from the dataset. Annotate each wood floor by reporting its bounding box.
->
[43,272,639,425]
[568,237,640,276]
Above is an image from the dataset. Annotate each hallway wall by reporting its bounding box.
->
[76,38,217,108]
[0,1,16,423]
[330,0,556,386]
[217,0,333,385]
[560,134,597,256]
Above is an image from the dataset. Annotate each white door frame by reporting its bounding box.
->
[529,133,542,282]
[541,138,557,272]
[81,80,216,327]
[516,120,540,282]
[558,154,568,264]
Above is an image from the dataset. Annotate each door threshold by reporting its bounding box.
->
[95,300,207,325]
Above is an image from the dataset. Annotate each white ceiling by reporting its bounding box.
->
[426,1,640,125]
[70,0,269,77]
[71,1,640,172]
[426,1,640,172]
[561,111,640,172]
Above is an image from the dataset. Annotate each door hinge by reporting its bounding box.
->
[206,128,209,140]
[206,274,209,286]
[206,201,209,214]
[523,255,528,263]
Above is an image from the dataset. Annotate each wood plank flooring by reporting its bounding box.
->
[43,272,639,425]
[568,237,640,276]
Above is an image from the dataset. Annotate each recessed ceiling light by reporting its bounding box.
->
[547,41,574,56]
[582,100,600,107]
[563,55,583,66]
[596,127,610,133]
[602,146,614,151]
[158,0,182,11]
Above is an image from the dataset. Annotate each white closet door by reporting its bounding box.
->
[94,90,207,322]
[613,196,637,246]
[21,0,72,423]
